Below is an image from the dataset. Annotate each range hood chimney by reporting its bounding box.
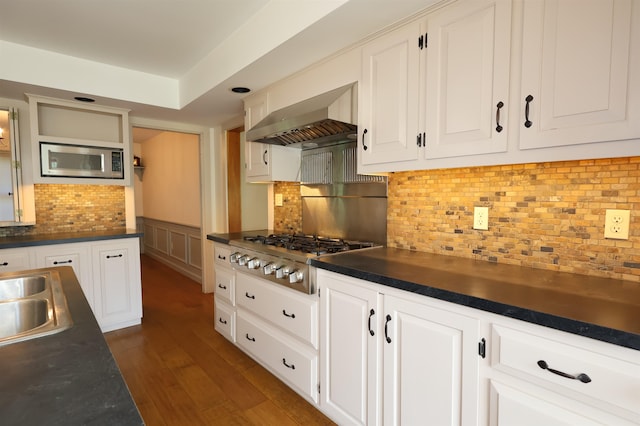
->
[245,83,357,149]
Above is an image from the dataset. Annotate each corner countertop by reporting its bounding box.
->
[0,229,143,249]
[0,266,143,425]
[207,230,273,245]
[309,247,640,351]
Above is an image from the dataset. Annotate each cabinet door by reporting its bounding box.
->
[36,243,92,305]
[489,380,637,426]
[359,23,421,168]
[519,0,640,149]
[244,94,271,179]
[383,294,480,426]
[92,239,142,332]
[423,0,511,159]
[319,271,381,426]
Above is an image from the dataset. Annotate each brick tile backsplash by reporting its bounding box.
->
[275,157,640,282]
[0,184,125,237]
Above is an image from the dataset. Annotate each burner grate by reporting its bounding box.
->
[243,233,375,255]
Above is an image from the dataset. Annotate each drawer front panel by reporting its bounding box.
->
[236,272,318,348]
[214,297,235,342]
[214,244,232,267]
[492,324,640,416]
[215,267,235,305]
[237,311,318,403]
[0,251,32,272]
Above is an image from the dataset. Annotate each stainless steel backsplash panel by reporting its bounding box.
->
[302,196,387,245]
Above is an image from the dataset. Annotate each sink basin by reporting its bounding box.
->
[0,299,50,338]
[0,275,47,301]
[0,270,73,346]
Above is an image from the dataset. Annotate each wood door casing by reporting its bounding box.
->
[227,127,242,232]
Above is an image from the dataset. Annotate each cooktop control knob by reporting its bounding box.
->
[229,252,240,263]
[247,257,260,269]
[289,270,304,284]
[263,263,275,275]
[238,255,250,266]
[276,266,290,279]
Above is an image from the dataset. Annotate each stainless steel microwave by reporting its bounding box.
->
[40,142,124,179]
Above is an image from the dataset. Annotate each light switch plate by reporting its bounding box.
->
[604,209,630,240]
[275,193,284,207]
[473,207,489,230]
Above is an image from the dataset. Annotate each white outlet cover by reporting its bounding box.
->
[604,209,630,240]
[275,193,284,207]
[473,207,489,230]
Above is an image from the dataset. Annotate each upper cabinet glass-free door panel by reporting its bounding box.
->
[423,0,512,159]
[360,23,421,167]
[519,0,640,149]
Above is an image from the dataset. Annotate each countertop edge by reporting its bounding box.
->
[1,229,143,249]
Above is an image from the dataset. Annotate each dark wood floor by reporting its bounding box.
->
[105,255,334,425]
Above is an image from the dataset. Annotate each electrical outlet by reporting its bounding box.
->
[604,209,630,240]
[275,193,284,207]
[473,207,489,230]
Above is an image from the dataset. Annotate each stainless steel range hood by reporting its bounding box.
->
[245,84,357,148]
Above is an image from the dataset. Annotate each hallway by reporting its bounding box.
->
[105,255,334,425]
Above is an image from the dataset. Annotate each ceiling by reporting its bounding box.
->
[0,0,439,129]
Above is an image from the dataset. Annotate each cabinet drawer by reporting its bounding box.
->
[214,297,235,343]
[214,267,235,305]
[0,250,32,272]
[236,272,318,348]
[214,244,233,267]
[491,324,640,417]
[237,310,318,403]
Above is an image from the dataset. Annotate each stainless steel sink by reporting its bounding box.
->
[0,270,73,346]
[0,275,47,301]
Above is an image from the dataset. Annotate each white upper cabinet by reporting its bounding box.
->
[28,94,131,186]
[518,0,640,150]
[359,23,421,169]
[357,0,640,174]
[423,0,512,159]
[244,92,301,182]
[244,93,271,180]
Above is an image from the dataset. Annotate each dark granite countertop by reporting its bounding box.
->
[0,229,143,249]
[0,266,143,425]
[207,229,273,245]
[308,247,640,351]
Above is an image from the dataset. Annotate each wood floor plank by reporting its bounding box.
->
[105,255,335,426]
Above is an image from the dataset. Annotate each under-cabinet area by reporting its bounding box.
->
[0,233,142,332]
[211,239,640,426]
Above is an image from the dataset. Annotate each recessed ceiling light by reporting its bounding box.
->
[74,96,95,102]
[231,87,251,94]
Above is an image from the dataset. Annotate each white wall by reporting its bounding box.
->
[140,131,200,227]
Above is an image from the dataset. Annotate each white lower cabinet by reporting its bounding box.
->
[91,239,142,332]
[35,243,92,305]
[213,243,236,342]
[211,243,320,405]
[487,319,640,426]
[2,237,142,332]
[0,248,33,272]
[318,269,481,426]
